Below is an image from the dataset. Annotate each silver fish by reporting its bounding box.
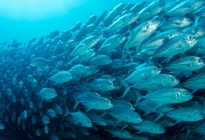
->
[131,120,165,134]
[125,19,159,50]
[182,73,205,92]
[133,74,179,91]
[98,34,126,54]
[65,111,92,128]
[141,88,193,106]
[48,71,72,85]
[152,34,197,59]
[105,12,139,33]
[38,88,57,102]
[107,107,142,124]
[89,55,112,66]
[166,107,204,122]
[164,56,204,72]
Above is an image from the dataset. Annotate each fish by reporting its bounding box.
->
[133,74,179,91]
[38,88,57,102]
[98,34,126,54]
[30,57,51,67]
[42,115,50,125]
[182,73,205,92]
[165,107,204,123]
[73,92,113,111]
[123,65,161,84]
[65,111,92,128]
[48,71,72,85]
[166,0,205,16]
[70,49,95,64]
[69,64,97,79]
[152,34,197,59]
[131,120,165,134]
[47,109,56,119]
[106,128,133,139]
[138,0,164,21]
[125,19,159,50]
[140,88,193,107]
[112,99,135,110]
[187,36,205,56]
[160,16,193,31]
[104,3,127,25]
[129,2,147,13]
[89,55,112,66]
[87,78,117,92]
[164,56,205,72]
[139,29,182,55]
[135,99,174,117]
[69,35,99,58]
[106,107,142,124]
[105,12,139,33]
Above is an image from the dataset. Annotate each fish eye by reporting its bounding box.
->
[185,92,189,96]
[198,59,202,63]
[160,127,164,131]
[106,100,111,104]
[171,77,175,82]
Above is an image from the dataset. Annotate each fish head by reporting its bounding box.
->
[192,0,205,10]
[118,34,127,43]
[180,17,192,27]
[150,66,162,74]
[163,75,179,87]
[103,55,112,64]
[194,56,205,66]
[147,19,159,32]
[84,119,92,128]
[129,112,142,123]
[192,110,204,121]
[65,72,72,80]
[99,98,113,109]
[185,35,197,47]
[179,89,193,101]
[156,125,166,134]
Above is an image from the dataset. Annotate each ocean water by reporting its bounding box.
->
[1,0,205,140]
[0,0,145,42]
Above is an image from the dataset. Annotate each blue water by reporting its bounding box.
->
[0,0,144,42]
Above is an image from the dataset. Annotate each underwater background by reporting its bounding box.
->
[0,0,150,42]
[1,0,205,140]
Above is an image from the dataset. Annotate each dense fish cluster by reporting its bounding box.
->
[1,0,205,139]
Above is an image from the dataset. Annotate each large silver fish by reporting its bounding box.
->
[124,19,159,50]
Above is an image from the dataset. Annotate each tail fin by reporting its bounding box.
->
[121,81,131,97]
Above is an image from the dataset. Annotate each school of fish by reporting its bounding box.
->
[0,0,205,139]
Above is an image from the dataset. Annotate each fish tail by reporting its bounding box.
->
[121,81,131,97]
[73,101,79,109]
[99,112,106,118]
[194,16,200,29]
[134,90,142,105]
[155,113,164,121]
[120,124,128,130]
